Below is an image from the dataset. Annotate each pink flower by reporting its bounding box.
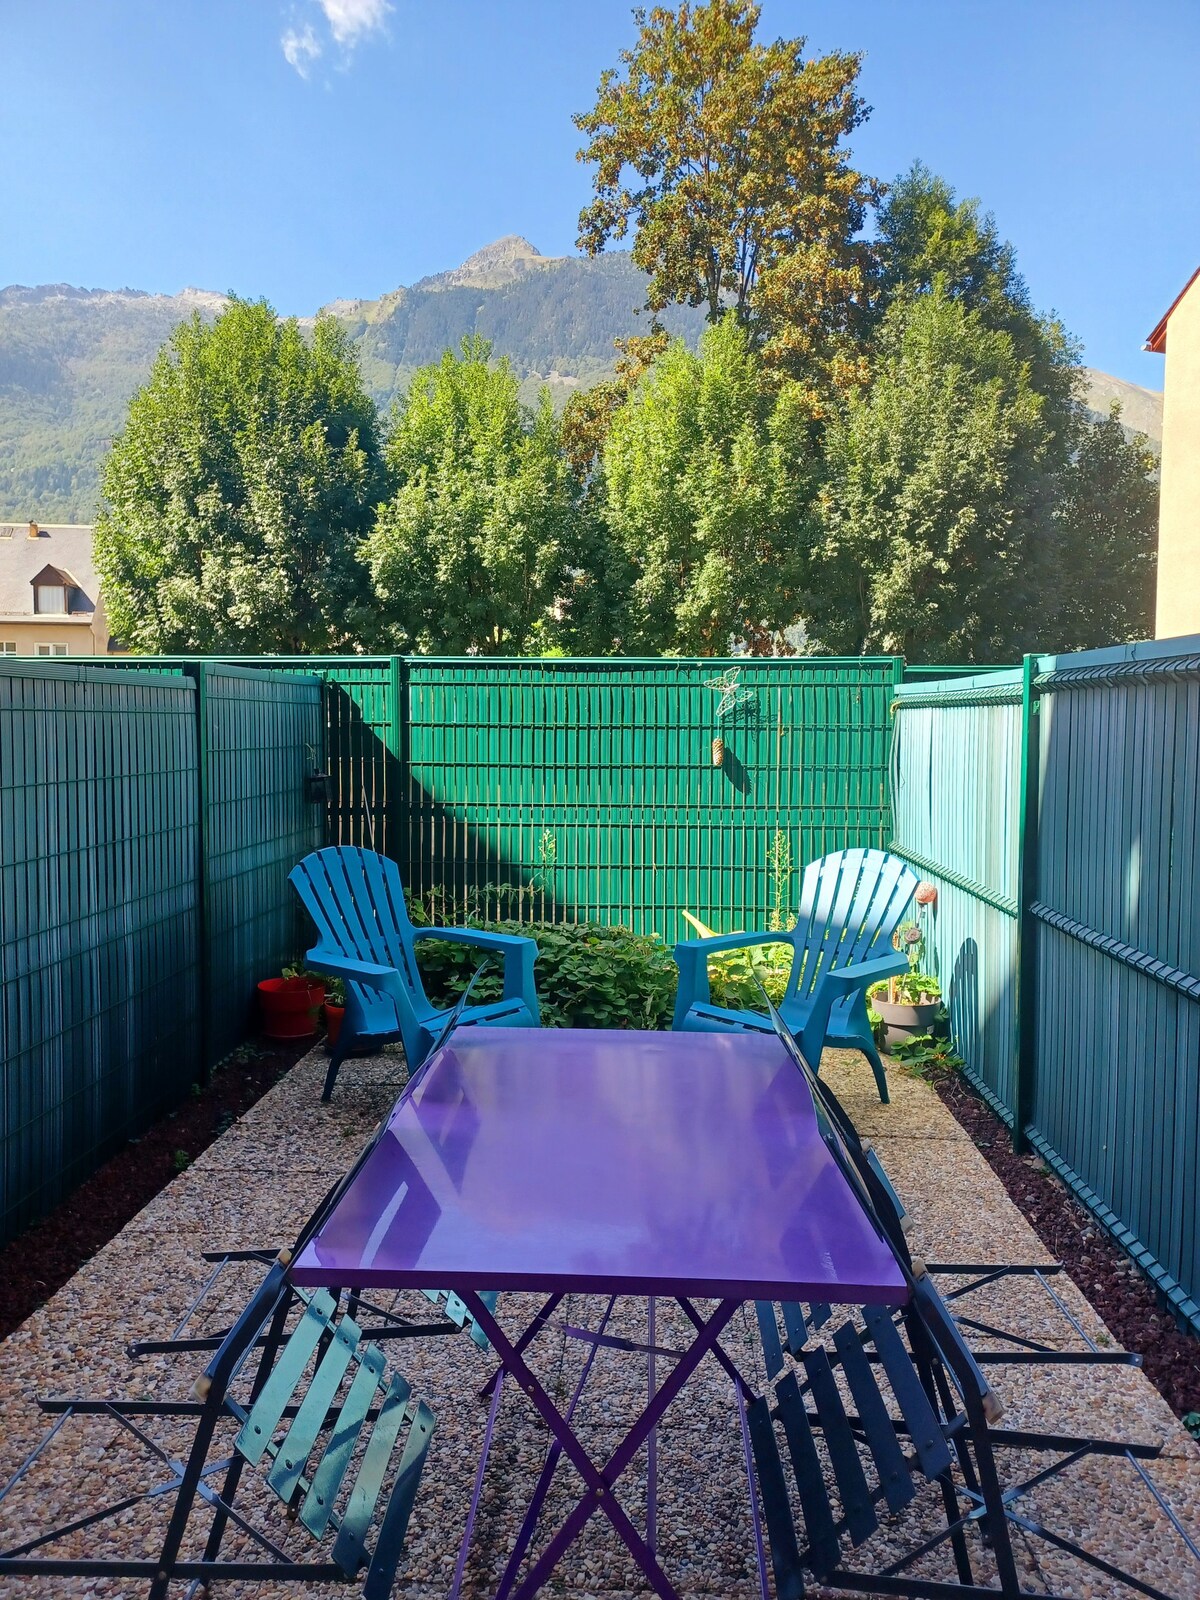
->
[914,881,938,906]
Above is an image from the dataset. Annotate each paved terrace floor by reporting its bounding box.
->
[0,1044,1197,1600]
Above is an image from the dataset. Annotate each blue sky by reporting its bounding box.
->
[2,0,1196,387]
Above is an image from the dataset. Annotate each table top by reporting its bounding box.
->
[291,1028,908,1303]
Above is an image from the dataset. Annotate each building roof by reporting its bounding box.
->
[1145,266,1200,354]
[0,524,99,617]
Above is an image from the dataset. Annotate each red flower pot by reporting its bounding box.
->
[257,976,325,1040]
[324,1003,345,1049]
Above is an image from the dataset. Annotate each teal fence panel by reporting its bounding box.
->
[890,671,1024,1116]
[0,660,200,1239]
[891,638,1200,1334]
[196,664,325,1063]
[400,657,897,936]
[1026,638,1200,1329]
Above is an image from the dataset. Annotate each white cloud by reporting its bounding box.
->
[281,0,390,77]
[281,22,323,77]
[317,0,392,47]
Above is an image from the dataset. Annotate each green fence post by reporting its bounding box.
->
[1012,652,1040,1152]
[190,661,212,1083]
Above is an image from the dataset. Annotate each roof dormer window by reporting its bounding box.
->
[30,564,86,615]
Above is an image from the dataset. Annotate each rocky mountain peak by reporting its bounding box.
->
[416,235,562,292]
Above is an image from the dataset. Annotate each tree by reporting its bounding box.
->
[574,0,879,390]
[874,163,1081,431]
[818,287,1058,663]
[599,314,819,654]
[1048,406,1159,650]
[95,299,384,653]
[361,338,581,654]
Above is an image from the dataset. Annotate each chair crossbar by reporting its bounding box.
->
[422,1286,497,1348]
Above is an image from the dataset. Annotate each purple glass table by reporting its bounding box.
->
[293,1027,906,1599]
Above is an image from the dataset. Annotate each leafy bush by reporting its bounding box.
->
[869,972,941,1005]
[411,913,679,1031]
[410,898,803,1029]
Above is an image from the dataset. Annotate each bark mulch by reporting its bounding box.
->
[934,1067,1200,1428]
[0,1034,315,1340]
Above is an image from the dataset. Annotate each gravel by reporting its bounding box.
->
[0,1043,1196,1598]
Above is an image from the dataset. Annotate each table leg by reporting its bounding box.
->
[459,1291,739,1600]
[477,1292,563,1400]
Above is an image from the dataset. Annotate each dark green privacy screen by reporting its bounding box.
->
[0,659,324,1242]
[1,662,200,1238]
[399,658,896,936]
[198,664,325,1062]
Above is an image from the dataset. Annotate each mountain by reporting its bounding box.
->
[0,242,1161,521]
[1081,367,1163,447]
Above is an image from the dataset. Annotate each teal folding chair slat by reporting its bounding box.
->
[299,1345,386,1537]
[746,1394,805,1600]
[332,1372,413,1577]
[235,1290,336,1465]
[780,1302,808,1357]
[672,848,917,1102]
[423,1286,496,1350]
[832,1322,915,1515]
[775,1369,842,1578]
[291,846,541,1100]
[801,1346,877,1547]
[860,1305,952,1480]
[755,1301,786,1380]
[267,1314,362,1504]
[362,1400,437,1600]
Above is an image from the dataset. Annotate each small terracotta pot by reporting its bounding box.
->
[257,976,324,1040]
[324,1003,345,1049]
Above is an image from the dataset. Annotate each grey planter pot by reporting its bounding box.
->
[873,997,940,1050]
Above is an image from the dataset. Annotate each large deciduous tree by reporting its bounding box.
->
[599,315,819,654]
[361,338,581,654]
[95,299,384,653]
[574,0,879,392]
[818,287,1057,663]
[1048,406,1159,650]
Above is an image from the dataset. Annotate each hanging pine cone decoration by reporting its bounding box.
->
[712,736,725,768]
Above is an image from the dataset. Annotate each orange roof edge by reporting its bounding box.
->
[1145,265,1200,353]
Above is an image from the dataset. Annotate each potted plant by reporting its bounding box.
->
[868,919,941,1047]
[322,975,346,1050]
[257,965,326,1040]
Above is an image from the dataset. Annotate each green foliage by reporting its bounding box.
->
[890,1031,963,1081]
[1048,403,1159,650]
[414,916,680,1030]
[702,939,793,1008]
[599,316,819,652]
[818,286,1057,662]
[94,299,385,652]
[869,973,941,1005]
[575,0,879,388]
[171,1149,192,1173]
[362,337,584,654]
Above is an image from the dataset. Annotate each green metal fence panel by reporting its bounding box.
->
[891,638,1200,1334]
[0,660,200,1240]
[890,671,1024,1116]
[194,664,325,1063]
[400,657,897,937]
[1026,637,1200,1329]
[99,656,399,856]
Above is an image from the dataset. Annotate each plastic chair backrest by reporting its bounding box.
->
[785,849,918,1006]
[290,847,425,1003]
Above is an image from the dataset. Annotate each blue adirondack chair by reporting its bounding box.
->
[672,848,917,1102]
[290,847,540,1101]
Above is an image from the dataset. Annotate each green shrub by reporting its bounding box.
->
[411,912,679,1030]
[410,897,800,1030]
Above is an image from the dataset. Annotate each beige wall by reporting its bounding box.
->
[1157,277,1200,639]
[0,619,104,656]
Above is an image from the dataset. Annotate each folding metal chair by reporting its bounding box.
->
[743,989,1196,1600]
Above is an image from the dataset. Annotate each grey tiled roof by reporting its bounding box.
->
[0,524,99,616]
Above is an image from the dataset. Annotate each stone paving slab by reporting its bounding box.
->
[0,1042,1197,1599]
